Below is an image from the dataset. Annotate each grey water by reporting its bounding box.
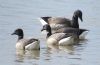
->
[0,0,100,65]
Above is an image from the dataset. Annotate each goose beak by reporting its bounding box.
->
[41,27,47,32]
[11,33,15,35]
[81,18,83,22]
[11,32,16,35]
[79,16,83,22]
[41,28,44,31]
[41,25,47,32]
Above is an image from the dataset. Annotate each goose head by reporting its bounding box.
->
[71,10,83,28]
[11,28,24,40]
[73,10,83,21]
[41,24,52,38]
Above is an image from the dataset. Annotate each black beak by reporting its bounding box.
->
[79,16,83,22]
[11,32,16,35]
[41,24,50,32]
[41,26,47,31]
[41,25,47,32]
[41,28,44,31]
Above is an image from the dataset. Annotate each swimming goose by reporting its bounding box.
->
[41,24,88,39]
[39,10,83,29]
[41,24,79,45]
[11,28,40,50]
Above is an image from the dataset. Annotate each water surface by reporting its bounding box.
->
[0,0,100,65]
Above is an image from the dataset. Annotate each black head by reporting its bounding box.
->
[11,28,24,36]
[41,24,52,38]
[41,24,51,32]
[73,10,83,21]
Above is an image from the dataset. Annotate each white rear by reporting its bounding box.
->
[47,38,58,45]
[59,36,74,45]
[25,41,40,50]
[79,31,89,39]
[38,18,48,25]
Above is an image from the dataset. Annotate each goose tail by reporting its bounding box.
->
[59,36,74,45]
[38,17,48,26]
[79,31,89,39]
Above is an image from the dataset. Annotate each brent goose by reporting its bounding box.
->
[39,10,83,29]
[11,28,40,50]
[41,24,79,45]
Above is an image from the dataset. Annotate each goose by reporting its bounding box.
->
[41,24,88,39]
[11,28,40,50]
[41,24,79,45]
[39,10,83,30]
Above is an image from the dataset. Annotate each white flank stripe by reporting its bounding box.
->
[59,36,73,45]
[38,18,48,25]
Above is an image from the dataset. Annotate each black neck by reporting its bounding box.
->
[18,35,23,40]
[47,32,52,38]
[72,15,79,28]
[46,29,52,38]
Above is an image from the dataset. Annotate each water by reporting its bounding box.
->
[0,0,100,65]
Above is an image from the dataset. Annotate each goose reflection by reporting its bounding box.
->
[59,45,75,54]
[79,39,88,44]
[47,45,75,54]
[25,50,40,60]
[46,39,87,54]
[15,49,25,62]
[15,49,40,62]
[47,45,59,53]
